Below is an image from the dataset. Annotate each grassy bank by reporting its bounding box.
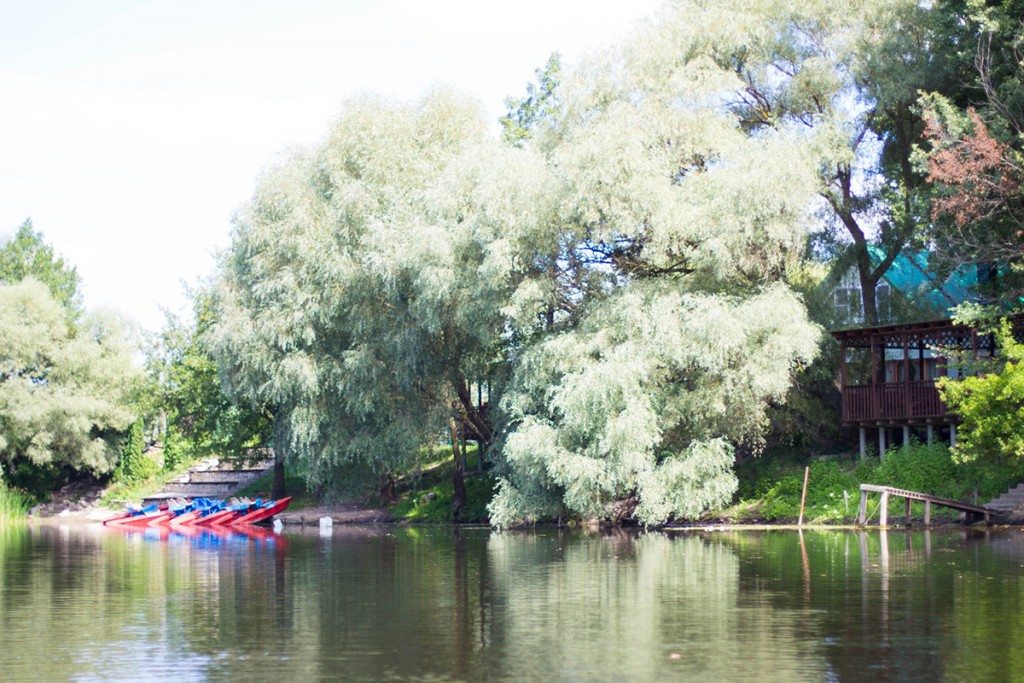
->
[390,444,495,523]
[719,442,1024,524]
[0,483,32,522]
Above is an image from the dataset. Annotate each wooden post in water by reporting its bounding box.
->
[858,489,868,525]
[905,497,912,527]
[879,491,889,528]
[924,500,931,526]
[798,466,810,527]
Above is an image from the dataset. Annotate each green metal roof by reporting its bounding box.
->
[868,245,980,313]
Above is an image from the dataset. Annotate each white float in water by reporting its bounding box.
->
[319,516,333,537]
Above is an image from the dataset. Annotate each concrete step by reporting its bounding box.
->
[188,470,266,484]
[987,485,1024,508]
[160,483,239,496]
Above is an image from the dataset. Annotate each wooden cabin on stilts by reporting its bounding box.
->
[833,315,1024,460]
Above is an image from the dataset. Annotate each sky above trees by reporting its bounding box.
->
[0,0,658,330]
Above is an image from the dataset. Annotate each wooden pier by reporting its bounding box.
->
[857,484,996,527]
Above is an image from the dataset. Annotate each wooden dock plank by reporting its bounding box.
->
[858,484,997,525]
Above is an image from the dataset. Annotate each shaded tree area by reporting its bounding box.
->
[142,292,273,473]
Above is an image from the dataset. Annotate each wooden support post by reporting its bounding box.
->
[798,466,810,527]
[858,489,868,525]
[903,333,910,417]
[927,425,934,445]
[879,492,889,528]
[870,333,880,420]
[878,426,886,460]
[859,427,866,460]
[903,425,910,446]
[950,423,957,447]
[924,500,931,526]
[905,497,912,527]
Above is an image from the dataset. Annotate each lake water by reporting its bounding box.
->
[0,524,1021,681]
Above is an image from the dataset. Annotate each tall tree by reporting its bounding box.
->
[670,1,962,325]
[0,280,138,483]
[488,0,830,526]
[209,91,555,517]
[0,220,82,314]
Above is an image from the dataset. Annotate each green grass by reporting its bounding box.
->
[390,443,495,523]
[0,483,32,522]
[391,473,495,523]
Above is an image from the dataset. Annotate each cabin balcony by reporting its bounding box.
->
[840,381,946,425]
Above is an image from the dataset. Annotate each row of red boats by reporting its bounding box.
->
[103,496,292,529]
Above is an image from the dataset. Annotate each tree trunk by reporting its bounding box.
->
[857,258,879,326]
[449,418,467,522]
[272,448,286,499]
[380,474,396,504]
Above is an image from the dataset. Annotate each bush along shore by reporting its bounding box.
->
[0,483,31,523]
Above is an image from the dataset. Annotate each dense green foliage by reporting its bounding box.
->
[919,1,1024,290]
[0,279,139,484]
[146,294,271,467]
[210,91,510,518]
[112,421,155,483]
[939,320,1024,464]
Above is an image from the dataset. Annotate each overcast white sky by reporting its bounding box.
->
[0,1,660,330]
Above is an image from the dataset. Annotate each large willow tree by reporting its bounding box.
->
[209,91,558,513]
[487,1,840,526]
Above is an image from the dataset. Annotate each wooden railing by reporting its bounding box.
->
[841,381,946,423]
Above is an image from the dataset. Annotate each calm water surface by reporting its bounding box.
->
[0,523,1021,681]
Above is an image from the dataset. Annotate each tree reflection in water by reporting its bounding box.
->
[2,524,1024,680]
